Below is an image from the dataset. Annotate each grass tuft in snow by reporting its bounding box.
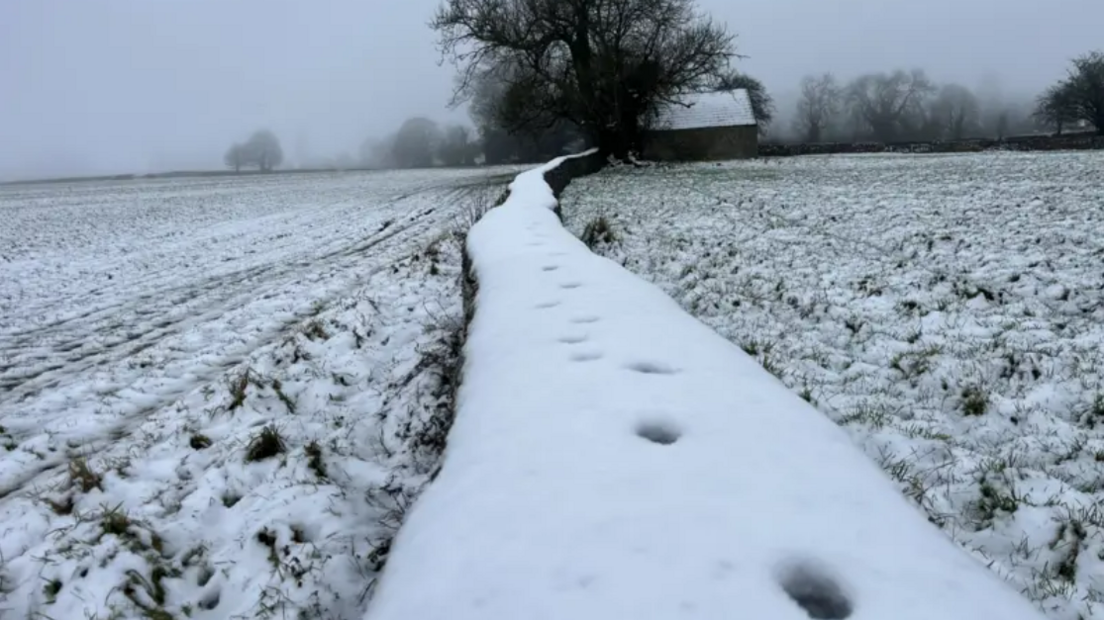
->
[244,424,286,462]
[42,578,63,604]
[189,433,212,450]
[68,457,102,492]
[581,215,617,249]
[227,368,253,413]
[961,386,989,417]
[271,378,297,414]
[302,319,330,341]
[305,440,327,479]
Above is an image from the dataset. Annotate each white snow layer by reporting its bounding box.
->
[364,154,1046,620]
[0,168,517,619]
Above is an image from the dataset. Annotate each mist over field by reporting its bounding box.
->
[2,0,1101,180]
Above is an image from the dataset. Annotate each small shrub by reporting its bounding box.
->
[961,386,989,416]
[798,387,815,404]
[43,578,63,604]
[1092,394,1104,419]
[244,425,286,462]
[302,320,329,341]
[101,505,132,538]
[581,216,617,249]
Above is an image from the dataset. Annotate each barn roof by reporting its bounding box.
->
[651,89,757,131]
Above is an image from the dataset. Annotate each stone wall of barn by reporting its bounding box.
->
[642,125,758,161]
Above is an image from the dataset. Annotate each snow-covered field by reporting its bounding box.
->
[0,168,513,618]
[561,151,1104,620]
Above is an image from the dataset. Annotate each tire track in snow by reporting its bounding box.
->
[0,176,498,503]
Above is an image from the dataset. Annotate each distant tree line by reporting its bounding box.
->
[783,50,1102,144]
[224,130,284,172]
[786,70,1017,143]
[358,118,482,169]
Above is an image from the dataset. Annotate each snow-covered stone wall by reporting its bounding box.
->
[364,153,1046,620]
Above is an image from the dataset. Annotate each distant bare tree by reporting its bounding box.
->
[431,0,740,158]
[242,130,284,172]
[930,84,980,140]
[1033,82,1080,135]
[224,143,245,173]
[794,73,840,142]
[845,69,935,142]
[437,125,477,167]
[392,118,442,168]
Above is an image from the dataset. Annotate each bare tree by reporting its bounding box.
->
[794,73,840,142]
[224,143,245,173]
[431,0,740,158]
[1064,50,1104,134]
[929,84,980,140]
[242,130,284,172]
[845,69,935,142]
[437,125,477,167]
[1033,82,1080,135]
[392,118,442,168]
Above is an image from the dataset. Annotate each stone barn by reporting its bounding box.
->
[642,89,758,161]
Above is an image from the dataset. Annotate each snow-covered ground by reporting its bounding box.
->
[0,168,514,618]
[366,154,1044,620]
[561,151,1104,620]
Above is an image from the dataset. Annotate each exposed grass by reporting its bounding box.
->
[68,457,103,493]
[302,319,330,341]
[244,424,286,462]
[227,369,252,412]
[581,215,617,249]
[961,386,989,417]
[305,440,327,479]
[271,378,297,414]
[189,434,212,450]
[42,577,63,604]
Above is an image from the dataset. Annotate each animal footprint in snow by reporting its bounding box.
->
[560,282,583,289]
[635,418,682,445]
[625,361,679,375]
[570,315,600,324]
[570,351,603,362]
[535,301,562,309]
[558,334,588,344]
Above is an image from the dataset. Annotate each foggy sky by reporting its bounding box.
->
[2,0,1101,180]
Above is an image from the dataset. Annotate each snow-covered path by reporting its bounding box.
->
[365,155,1046,620]
[0,168,510,618]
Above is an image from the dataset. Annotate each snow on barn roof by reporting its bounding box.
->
[651,89,757,131]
